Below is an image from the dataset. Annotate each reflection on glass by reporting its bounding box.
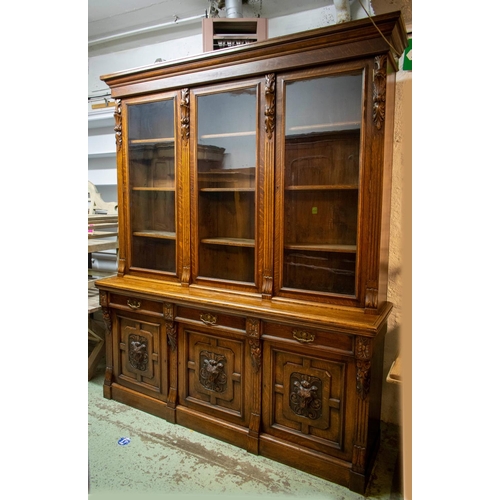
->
[283,74,362,295]
[127,99,176,273]
[196,88,257,283]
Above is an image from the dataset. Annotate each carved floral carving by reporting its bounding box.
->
[180,88,190,141]
[265,74,276,140]
[289,373,322,420]
[166,322,177,351]
[163,302,174,321]
[246,318,261,371]
[356,359,371,400]
[99,292,111,335]
[355,337,372,360]
[373,55,387,130]
[114,99,122,150]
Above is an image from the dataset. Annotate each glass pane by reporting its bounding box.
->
[127,99,176,273]
[196,88,257,283]
[283,73,362,295]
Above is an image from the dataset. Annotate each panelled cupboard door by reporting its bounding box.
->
[113,311,169,402]
[177,322,251,428]
[122,91,183,279]
[274,62,368,306]
[262,334,356,462]
[190,78,267,293]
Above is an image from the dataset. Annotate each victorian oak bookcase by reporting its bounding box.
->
[95,12,406,493]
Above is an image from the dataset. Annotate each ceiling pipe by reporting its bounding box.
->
[88,14,206,46]
[225,0,243,18]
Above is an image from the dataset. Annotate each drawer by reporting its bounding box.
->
[110,293,164,315]
[263,322,354,355]
[176,306,246,332]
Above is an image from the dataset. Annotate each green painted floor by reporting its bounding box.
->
[88,363,402,500]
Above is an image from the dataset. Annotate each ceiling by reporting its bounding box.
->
[88,0,411,55]
[89,1,331,43]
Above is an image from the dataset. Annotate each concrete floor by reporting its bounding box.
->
[88,363,402,500]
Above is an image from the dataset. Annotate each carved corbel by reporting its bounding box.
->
[355,337,372,400]
[246,318,262,371]
[264,74,276,140]
[180,88,190,142]
[373,55,387,130]
[114,99,122,150]
[163,303,177,351]
[99,290,112,335]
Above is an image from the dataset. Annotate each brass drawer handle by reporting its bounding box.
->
[200,313,217,326]
[127,299,141,310]
[292,330,315,343]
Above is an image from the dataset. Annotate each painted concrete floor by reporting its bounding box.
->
[88,362,402,500]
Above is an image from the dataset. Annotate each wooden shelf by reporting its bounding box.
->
[133,230,176,240]
[285,185,358,191]
[287,122,361,132]
[200,131,255,139]
[285,243,357,253]
[201,237,255,248]
[133,187,175,192]
[200,187,255,193]
[130,138,175,144]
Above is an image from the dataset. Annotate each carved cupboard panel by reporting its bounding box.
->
[178,326,248,422]
[115,313,168,402]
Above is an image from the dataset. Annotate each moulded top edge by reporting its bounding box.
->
[95,275,393,335]
[100,11,406,86]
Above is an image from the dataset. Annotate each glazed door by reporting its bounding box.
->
[124,93,180,277]
[275,64,365,304]
[190,79,264,291]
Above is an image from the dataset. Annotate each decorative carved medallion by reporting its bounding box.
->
[289,373,322,420]
[114,99,122,150]
[264,74,276,140]
[128,334,148,371]
[356,359,371,400]
[180,88,190,142]
[373,55,387,130]
[199,350,227,393]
